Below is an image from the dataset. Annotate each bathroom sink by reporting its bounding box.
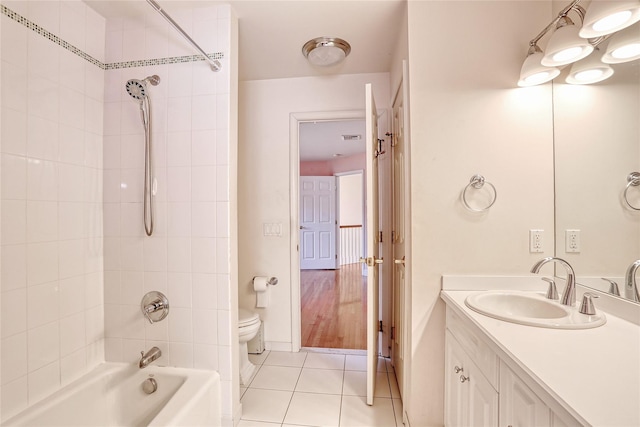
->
[464,291,606,329]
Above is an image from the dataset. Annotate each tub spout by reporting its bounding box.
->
[139,347,162,369]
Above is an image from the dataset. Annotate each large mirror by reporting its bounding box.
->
[554,56,640,303]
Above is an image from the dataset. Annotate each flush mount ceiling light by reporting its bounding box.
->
[541,15,594,66]
[302,37,351,67]
[602,22,640,63]
[518,44,561,87]
[566,48,615,84]
[579,0,640,38]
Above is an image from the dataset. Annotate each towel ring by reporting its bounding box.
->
[624,172,640,211]
[462,174,497,212]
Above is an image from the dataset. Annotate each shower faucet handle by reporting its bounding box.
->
[141,291,170,324]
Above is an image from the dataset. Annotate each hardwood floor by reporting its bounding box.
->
[300,263,367,350]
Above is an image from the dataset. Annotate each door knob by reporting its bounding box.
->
[360,257,383,267]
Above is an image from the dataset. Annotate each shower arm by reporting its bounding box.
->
[146,0,222,72]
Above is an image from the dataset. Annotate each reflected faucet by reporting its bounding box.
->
[625,260,640,303]
[531,257,576,306]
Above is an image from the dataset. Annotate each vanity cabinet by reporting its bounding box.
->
[445,307,579,427]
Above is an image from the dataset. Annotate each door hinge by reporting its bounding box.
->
[379,321,383,332]
[391,326,395,340]
[391,230,396,243]
[379,231,383,243]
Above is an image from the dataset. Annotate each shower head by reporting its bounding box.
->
[125,75,161,101]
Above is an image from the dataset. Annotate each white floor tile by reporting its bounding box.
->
[283,392,341,427]
[393,398,404,426]
[240,386,247,398]
[250,365,301,391]
[375,371,392,398]
[240,388,292,424]
[237,420,280,427]
[263,350,307,367]
[248,350,270,365]
[345,354,367,371]
[388,369,401,399]
[340,395,397,427]
[295,368,344,394]
[303,352,345,370]
[343,370,367,397]
[377,357,387,372]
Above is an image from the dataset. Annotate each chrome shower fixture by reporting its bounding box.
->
[125,75,161,101]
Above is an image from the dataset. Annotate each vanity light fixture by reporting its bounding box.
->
[579,0,640,38]
[566,47,614,84]
[541,15,594,66]
[302,37,351,67]
[601,22,640,63]
[518,44,561,87]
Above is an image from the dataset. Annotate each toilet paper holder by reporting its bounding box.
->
[254,276,278,286]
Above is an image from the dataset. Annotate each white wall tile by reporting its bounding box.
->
[145,25,168,59]
[120,134,145,169]
[192,166,216,202]
[192,202,216,238]
[1,377,28,421]
[169,342,193,368]
[191,130,216,166]
[168,307,193,342]
[2,154,27,200]
[85,6,106,62]
[167,272,192,308]
[59,276,85,317]
[27,159,58,202]
[84,97,103,135]
[60,313,86,357]
[2,200,27,245]
[28,33,60,84]
[60,348,87,386]
[120,271,143,305]
[191,95,216,131]
[28,76,59,122]
[121,338,145,364]
[104,337,123,362]
[59,50,86,93]
[119,168,143,203]
[191,237,216,274]
[1,244,27,292]
[27,115,59,162]
[167,237,191,272]
[120,202,143,237]
[103,102,122,136]
[167,202,191,237]
[143,236,167,272]
[216,201,229,237]
[167,97,192,132]
[85,62,105,103]
[1,17,28,67]
[1,332,28,385]
[26,242,59,286]
[105,29,123,63]
[1,108,28,156]
[168,63,193,99]
[217,345,232,381]
[27,361,60,406]
[121,304,146,340]
[2,62,28,113]
[59,89,86,129]
[120,237,144,271]
[27,201,58,243]
[143,271,168,294]
[145,315,169,341]
[216,238,229,275]
[58,239,85,279]
[122,28,146,62]
[194,343,218,371]
[1,288,27,339]
[27,281,60,329]
[59,125,85,165]
[27,321,59,372]
[167,167,191,202]
[192,273,217,310]
[167,131,191,167]
[217,274,230,311]
[217,309,231,348]
[193,309,217,345]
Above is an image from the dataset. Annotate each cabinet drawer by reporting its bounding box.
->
[446,307,498,389]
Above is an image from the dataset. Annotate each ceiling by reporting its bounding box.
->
[85,0,403,160]
[299,120,366,161]
[85,0,406,81]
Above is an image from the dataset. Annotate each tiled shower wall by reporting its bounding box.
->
[0,1,106,420]
[101,3,235,421]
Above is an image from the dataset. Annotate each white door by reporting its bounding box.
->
[364,83,382,406]
[391,77,407,399]
[300,176,337,270]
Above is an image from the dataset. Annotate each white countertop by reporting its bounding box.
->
[441,282,640,427]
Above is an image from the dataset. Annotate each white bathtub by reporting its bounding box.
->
[4,363,220,426]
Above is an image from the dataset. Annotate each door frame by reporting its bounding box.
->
[290,109,366,351]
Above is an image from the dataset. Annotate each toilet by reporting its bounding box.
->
[238,308,261,385]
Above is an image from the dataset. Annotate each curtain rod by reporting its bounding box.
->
[146,0,222,72]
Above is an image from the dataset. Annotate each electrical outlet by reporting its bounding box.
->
[529,229,544,253]
[566,229,580,253]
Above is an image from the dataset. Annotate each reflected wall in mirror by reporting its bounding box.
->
[554,55,640,303]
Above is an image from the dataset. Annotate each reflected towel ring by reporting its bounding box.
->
[462,174,497,212]
[623,172,640,211]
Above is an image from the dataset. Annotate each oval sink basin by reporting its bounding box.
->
[465,291,606,329]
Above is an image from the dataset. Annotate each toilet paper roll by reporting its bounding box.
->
[253,276,270,308]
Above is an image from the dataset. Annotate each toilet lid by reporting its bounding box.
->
[239,309,259,327]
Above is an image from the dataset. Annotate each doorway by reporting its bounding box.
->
[298,120,367,350]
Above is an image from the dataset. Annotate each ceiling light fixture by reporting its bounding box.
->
[566,47,615,84]
[302,37,351,67]
[541,15,594,66]
[518,44,561,87]
[579,0,640,38]
[601,22,640,63]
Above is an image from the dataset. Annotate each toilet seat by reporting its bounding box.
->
[239,309,260,328]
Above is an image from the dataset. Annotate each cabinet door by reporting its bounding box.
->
[500,362,550,427]
[445,332,467,426]
[446,331,498,427]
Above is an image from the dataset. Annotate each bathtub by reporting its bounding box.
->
[4,363,220,426]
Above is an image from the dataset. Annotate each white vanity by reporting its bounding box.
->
[441,276,640,427]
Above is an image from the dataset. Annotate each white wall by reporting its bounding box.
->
[339,173,362,226]
[405,1,555,425]
[238,73,390,349]
[0,1,106,420]
[101,4,238,423]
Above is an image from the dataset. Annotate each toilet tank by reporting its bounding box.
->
[247,321,265,354]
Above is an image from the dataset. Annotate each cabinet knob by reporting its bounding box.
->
[454,365,463,373]
[459,375,470,383]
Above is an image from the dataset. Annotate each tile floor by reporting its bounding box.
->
[239,350,403,427]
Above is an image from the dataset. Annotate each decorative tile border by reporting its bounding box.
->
[1,3,224,70]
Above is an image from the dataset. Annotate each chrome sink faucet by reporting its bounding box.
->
[625,259,640,303]
[139,347,162,369]
[531,257,576,306]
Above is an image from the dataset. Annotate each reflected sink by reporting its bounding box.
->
[464,291,606,329]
